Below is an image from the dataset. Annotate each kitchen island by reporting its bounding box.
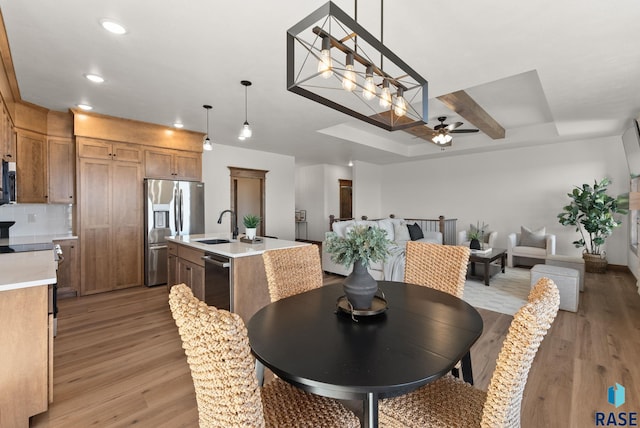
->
[0,250,57,428]
[166,234,308,322]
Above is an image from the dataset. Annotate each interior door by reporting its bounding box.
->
[229,167,267,237]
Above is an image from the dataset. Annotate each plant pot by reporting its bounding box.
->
[245,228,257,240]
[469,238,481,250]
[343,260,378,310]
[583,252,607,273]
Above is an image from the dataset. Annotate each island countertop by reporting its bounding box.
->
[0,250,57,292]
[166,234,309,258]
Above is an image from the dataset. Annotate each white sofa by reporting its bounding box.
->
[322,217,442,280]
[507,231,556,268]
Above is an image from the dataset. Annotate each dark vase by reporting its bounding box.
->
[343,259,378,310]
[469,238,481,250]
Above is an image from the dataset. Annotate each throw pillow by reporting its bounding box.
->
[520,226,546,248]
[377,218,395,241]
[407,222,424,241]
[393,221,411,242]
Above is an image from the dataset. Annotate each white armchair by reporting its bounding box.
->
[458,230,498,249]
[507,229,556,267]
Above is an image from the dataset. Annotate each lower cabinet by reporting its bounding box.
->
[54,238,79,298]
[167,242,178,287]
[171,243,205,301]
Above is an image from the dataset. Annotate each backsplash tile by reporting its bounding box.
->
[0,204,72,236]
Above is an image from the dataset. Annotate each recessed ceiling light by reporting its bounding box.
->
[77,104,93,111]
[84,73,104,83]
[173,122,184,129]
[100,19,127,35]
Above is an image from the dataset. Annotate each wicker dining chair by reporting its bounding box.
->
[378,277,560,428]
[262,244,323,302]
[404,241,471,298]
[168,284,360,428]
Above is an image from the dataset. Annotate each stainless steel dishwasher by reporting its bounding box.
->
[202,252,232,310]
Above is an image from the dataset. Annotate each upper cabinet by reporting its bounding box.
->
[16,130,48,203]
[144,148,201,181]
[48,137,75,203]
[77,138,141,163]
[1,102,16,161]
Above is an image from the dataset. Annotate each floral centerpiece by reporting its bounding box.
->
[325,225,391,310]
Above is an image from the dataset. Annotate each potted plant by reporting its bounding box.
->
[325,225,391,309]
[243,214,261,240]
[467,221,489,250]
[557,177,627,273]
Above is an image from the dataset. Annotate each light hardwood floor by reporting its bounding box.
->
[32,269,640,427]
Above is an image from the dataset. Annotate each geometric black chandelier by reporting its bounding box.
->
[287,1,428,132]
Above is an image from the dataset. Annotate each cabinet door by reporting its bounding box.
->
[78,138,112,160]
[112,143,142,163]
[112,161,142,290]
[1,103,16,161]
[79,158,112,295]
[167,253,178,286]
[48,138,75,203]
[174,151,201,181]
[144,149,174,179]
[178,258,205,301]
[16,131,48,203]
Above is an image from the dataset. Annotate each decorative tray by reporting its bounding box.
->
[336,294,388,321]
[240,237,263,244]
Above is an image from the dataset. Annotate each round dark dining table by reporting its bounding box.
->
[247,281,484,428]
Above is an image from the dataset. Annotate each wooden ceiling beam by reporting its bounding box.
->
[437,90,505,140]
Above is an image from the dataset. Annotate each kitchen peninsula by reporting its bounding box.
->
[0,250,57,428]
[166,234,308,322]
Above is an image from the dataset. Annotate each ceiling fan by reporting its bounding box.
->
[430,116,479,146]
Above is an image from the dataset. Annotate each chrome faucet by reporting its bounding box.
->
[217,209,238,239]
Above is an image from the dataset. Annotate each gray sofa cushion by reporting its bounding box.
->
[520,226,546,248]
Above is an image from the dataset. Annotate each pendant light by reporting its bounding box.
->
[238,80,253,141]
[202,104,213,151]
[317,37,333,78]
[393,88,407,117]
[363,66,376,100]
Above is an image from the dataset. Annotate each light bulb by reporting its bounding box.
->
[203,136,213,151]
[318,38,333,79]
[379,79,391,108]
[363,66,376,100]
[341,52,356,92]
[240,122,252,139]
[393,88,407,117]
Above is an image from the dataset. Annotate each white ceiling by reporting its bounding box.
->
[1,0,639,166]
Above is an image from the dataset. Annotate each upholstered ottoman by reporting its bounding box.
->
[530,264,579,312]
[545,254,585,292]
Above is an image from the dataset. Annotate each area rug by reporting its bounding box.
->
[462,267,531,315]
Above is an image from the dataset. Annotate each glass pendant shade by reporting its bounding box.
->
[238,80,253,141]
[432,132,453,145]
[318,37,333,79]
[240,122,252,139]
[393,88,407,117]
[203,136,213,151]
[341,52,356,92]
[363,66,376,100]
[379,79,391,108]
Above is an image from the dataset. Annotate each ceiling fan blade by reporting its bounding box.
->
[450,129,480,134]
[446,121,463,131]
[437,90,505,139]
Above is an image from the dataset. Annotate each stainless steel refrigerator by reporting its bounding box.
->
[144,179,205,286]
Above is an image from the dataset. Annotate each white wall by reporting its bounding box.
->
[353,161,381,220]
[377,136,629,265]
[295,164,351,242]
[202,143,296,241]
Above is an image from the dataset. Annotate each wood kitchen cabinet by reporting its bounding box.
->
[177,245,205,300]
[78,138,142,163]
[16,130,48,203]
[144,148,201,181]
[48,137,75,204]
[1,101,15,161]
[54,238,79,297]
[79,140,142,295]
[167,242,178,287]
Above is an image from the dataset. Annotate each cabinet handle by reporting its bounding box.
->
[5,154,11,158]
[186,267,191,271]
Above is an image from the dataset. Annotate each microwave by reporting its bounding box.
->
[0,159,16,205]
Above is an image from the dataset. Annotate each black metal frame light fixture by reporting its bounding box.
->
[238,80,252,141]
[202,104,213,151]
[287,1,428,132]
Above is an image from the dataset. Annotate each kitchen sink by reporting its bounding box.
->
[196,238,231,245]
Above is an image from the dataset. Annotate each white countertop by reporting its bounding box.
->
[167,234,309,258]
[0,233,77,246]
[0,250,57,292]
